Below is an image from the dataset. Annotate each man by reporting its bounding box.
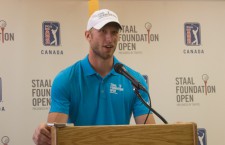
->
[33,9,155,145]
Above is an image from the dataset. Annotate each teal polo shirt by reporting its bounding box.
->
[50,55,151,126]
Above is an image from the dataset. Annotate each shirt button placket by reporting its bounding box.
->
[100,80,106,98]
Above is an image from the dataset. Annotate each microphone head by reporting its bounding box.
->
[114,63,124,74]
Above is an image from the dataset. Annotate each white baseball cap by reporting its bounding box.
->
[87,9,122,31]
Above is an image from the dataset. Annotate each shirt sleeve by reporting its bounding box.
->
[49,70,71,115]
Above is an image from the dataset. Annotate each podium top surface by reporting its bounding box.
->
[51,122,198,145]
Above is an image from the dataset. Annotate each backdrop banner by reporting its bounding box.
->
[0,0,224,145]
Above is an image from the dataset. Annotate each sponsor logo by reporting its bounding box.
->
[198,128,207,145]
[110,83,124,94]
[183,22,204,54]
[1,136,10,145]
[142,75,149,86]
[175,74,216,106]
[42,21,60,46]
[118,22,159,55]
[41,21,63,55]
[32,79,51,110]
[184,22,201,46]
[0,77,5,111]
[0,77,2,102]
[0,20,15,44]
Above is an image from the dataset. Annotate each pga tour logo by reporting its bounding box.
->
[0,77,6,111]
[198,128,207,145]
[42,21,61,46]
[142,75,149,86]
[184,22,201,46]
[0,77,2,102]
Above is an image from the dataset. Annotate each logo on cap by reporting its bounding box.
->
[87,9,121,31]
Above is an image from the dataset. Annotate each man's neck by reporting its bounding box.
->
[88,53,114,78]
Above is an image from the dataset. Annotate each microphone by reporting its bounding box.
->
[114,63,168,124]
[114,63,147,92]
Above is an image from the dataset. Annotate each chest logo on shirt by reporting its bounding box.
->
[110,83,124,94]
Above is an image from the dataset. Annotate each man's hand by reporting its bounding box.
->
[33,123,51,145]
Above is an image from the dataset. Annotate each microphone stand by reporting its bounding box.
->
[133,87,168,124]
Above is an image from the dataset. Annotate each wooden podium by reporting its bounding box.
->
[51,122,198,145]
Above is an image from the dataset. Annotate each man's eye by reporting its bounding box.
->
[100,29,106,33]
[113,31,118,35]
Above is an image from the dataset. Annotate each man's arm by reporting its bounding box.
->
[47,112,68,123]
[135,114,155,124]
[33,113,68,145]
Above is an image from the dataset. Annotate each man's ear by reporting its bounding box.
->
[85,31,91,41]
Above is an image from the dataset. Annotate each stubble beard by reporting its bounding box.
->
[92,45,116,60]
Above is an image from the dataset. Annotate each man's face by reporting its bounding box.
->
[87,23,120,60]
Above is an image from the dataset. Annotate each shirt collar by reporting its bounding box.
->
[81,55,120,76]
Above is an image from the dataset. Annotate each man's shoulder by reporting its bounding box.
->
[53,60,83,82]
[61,60,82,73]
[124,64,140,75]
